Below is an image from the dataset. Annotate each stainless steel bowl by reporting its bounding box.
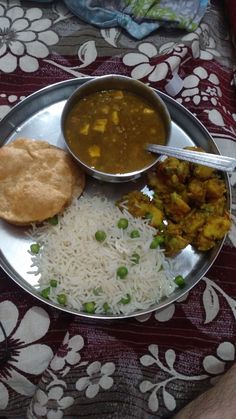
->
[61,74,171,183]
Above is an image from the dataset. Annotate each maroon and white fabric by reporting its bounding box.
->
[0,0,236,418]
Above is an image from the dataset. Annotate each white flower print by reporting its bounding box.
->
[51,1,73,25]
[123,42,161,80]
[0,104,10,120]
[0,301,53,409]
[158,22,221,73]
[154,304,176,322]
[32,387,74,419]
[140,344,208,413]
[76,361,115,398]
[203,342,235,385]
[50,332,84,374]
[204,108,225,126]
[182,23,221,60]
[28,333,86,417]
[203,342,235,375]
[77,40,97,68]
[0,93,26,121]
[135,305,175,323]
[123,42,188,83]
[176,66,222,106]
[228,214,236,247]
[123,42,173,82]
[135,294,189,323]
[140,342,236,413]
[100,27,121,47]
[0,4,59,73]
[202,277,236,324]
[204,109,236,137]
[135,312,152,322]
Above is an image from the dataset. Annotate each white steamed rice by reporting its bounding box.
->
[29,194,176,315]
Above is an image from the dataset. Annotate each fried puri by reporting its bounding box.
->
[0,138,85,225]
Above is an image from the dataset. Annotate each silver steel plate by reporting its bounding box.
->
[0,77,230,319]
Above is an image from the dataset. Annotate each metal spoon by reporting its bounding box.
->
[146,144,236,172]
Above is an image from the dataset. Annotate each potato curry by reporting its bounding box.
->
[120,148,231,256]
[64,89,167,174]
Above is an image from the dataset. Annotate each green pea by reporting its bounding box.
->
[150,236,163,249]
[150,237,159,249]
[117,266,128,279]
[117,218,129,229]
[95,230,106,242]
[57,293,67,305]
[119,294,131,304]
[50,279,58,288]
[155,235,165,246]
[47,215,58,225]
[93,286,103,296]
[145,212,153,220]
[40,287,50,299]
[131,253,140,264]
[130,230,140,238]
[174,275,186,289]
[103,302,110,313]
[158,222,165,231]
[84,301,96,313]
[30,243,40,254]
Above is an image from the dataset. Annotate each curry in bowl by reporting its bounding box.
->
[64,89,167,174]
[61,75,171,182]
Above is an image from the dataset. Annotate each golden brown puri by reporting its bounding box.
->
[0,138,85,225]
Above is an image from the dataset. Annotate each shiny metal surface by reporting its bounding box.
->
[146,144,236,172]
[61,75,172,183]
[0,77,231,319]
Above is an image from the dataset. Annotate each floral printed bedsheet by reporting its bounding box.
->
[0,0,236,418]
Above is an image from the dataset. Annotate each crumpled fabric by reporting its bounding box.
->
[31,0,209,39]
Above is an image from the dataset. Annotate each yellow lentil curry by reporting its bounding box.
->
[64,89,167,174]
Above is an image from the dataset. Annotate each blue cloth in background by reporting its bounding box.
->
[31,0,209,39]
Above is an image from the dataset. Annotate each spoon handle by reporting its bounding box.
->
[146,144,236,172]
